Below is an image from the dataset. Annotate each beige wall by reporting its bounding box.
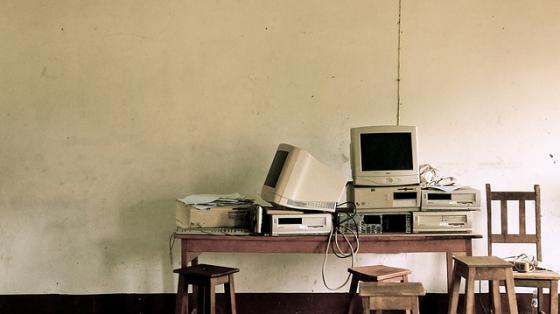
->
[1,0,559,293]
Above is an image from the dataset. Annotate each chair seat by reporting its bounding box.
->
[348,264,411,281]
[174,264,239,278]
[512,269,560,280]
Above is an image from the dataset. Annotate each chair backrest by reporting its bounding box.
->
[486,183,542,261]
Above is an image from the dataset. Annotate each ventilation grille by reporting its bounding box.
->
[286,199,336,210]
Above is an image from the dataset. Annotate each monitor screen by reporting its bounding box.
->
[264,150,289,188]
[360,133,413,171]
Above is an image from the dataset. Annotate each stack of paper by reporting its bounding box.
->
[177,193,254,210]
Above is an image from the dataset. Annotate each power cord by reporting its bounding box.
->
[504,253,537,272]
[321,202,361,290]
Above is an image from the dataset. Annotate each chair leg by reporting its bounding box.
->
[550,280,558,314]
[504,270,519,314]
[176,275,188,314]
[538,287,544,314]
[224,274,237,314]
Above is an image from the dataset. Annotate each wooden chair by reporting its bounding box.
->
[486,183,559,314]
[347,264,411,314]
[360,281,425,314]
[448,255,518,314]
[174,264,239,314]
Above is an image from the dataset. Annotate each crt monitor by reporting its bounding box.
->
[261,143,348,212]
[350,125,419,186]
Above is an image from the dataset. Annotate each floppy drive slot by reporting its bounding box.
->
[427,194,452,200]
[394,192,418,200]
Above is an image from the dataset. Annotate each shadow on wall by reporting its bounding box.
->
[97,197,176,292]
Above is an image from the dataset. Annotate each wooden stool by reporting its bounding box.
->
[360,282,426,314]
[448,256,518,314]
[174,264,239,314]
[347,265,411,314]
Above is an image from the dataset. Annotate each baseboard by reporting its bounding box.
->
[0,292,549,314]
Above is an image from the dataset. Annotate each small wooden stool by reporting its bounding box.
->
[448,256,518,314]
[360,282,426,314]
[347,265,411,314]
[174,264,239,314]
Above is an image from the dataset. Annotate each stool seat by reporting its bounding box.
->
[448,256,518,314]
[175,264,239,314]
[347,265,411,314]
[453,255,511,268]
[360,282,425,314]
[349,265,411,282]
[174,264,239,278]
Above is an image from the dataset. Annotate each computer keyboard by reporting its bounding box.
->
[176,227,252,235]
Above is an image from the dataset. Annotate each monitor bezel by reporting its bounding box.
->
[350,125,419,186]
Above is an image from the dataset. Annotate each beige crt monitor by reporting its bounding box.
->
[350,125,420,186]
[261,143,348,212]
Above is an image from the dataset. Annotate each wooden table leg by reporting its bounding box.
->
[181,239,188,268]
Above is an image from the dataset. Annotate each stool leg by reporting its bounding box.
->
[504,270,518,314]
[176,275,188,314]
[206,279,217,314]
[490,280,501,314]
[550,280,558,314]
[412,296,420,314]
[448,271,462,314]
[347,276,359,314]
[224,274,237,314]
[198,283,206,314]
[464,270,476,314]
[193,285,199,314]
[362,296,370,314]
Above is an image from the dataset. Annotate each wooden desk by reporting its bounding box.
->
[175,233,482,292]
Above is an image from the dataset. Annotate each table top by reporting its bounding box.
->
[175,233,482,255]
[175,233,483,241]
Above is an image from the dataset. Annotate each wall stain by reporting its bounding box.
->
[549,153,557,165]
